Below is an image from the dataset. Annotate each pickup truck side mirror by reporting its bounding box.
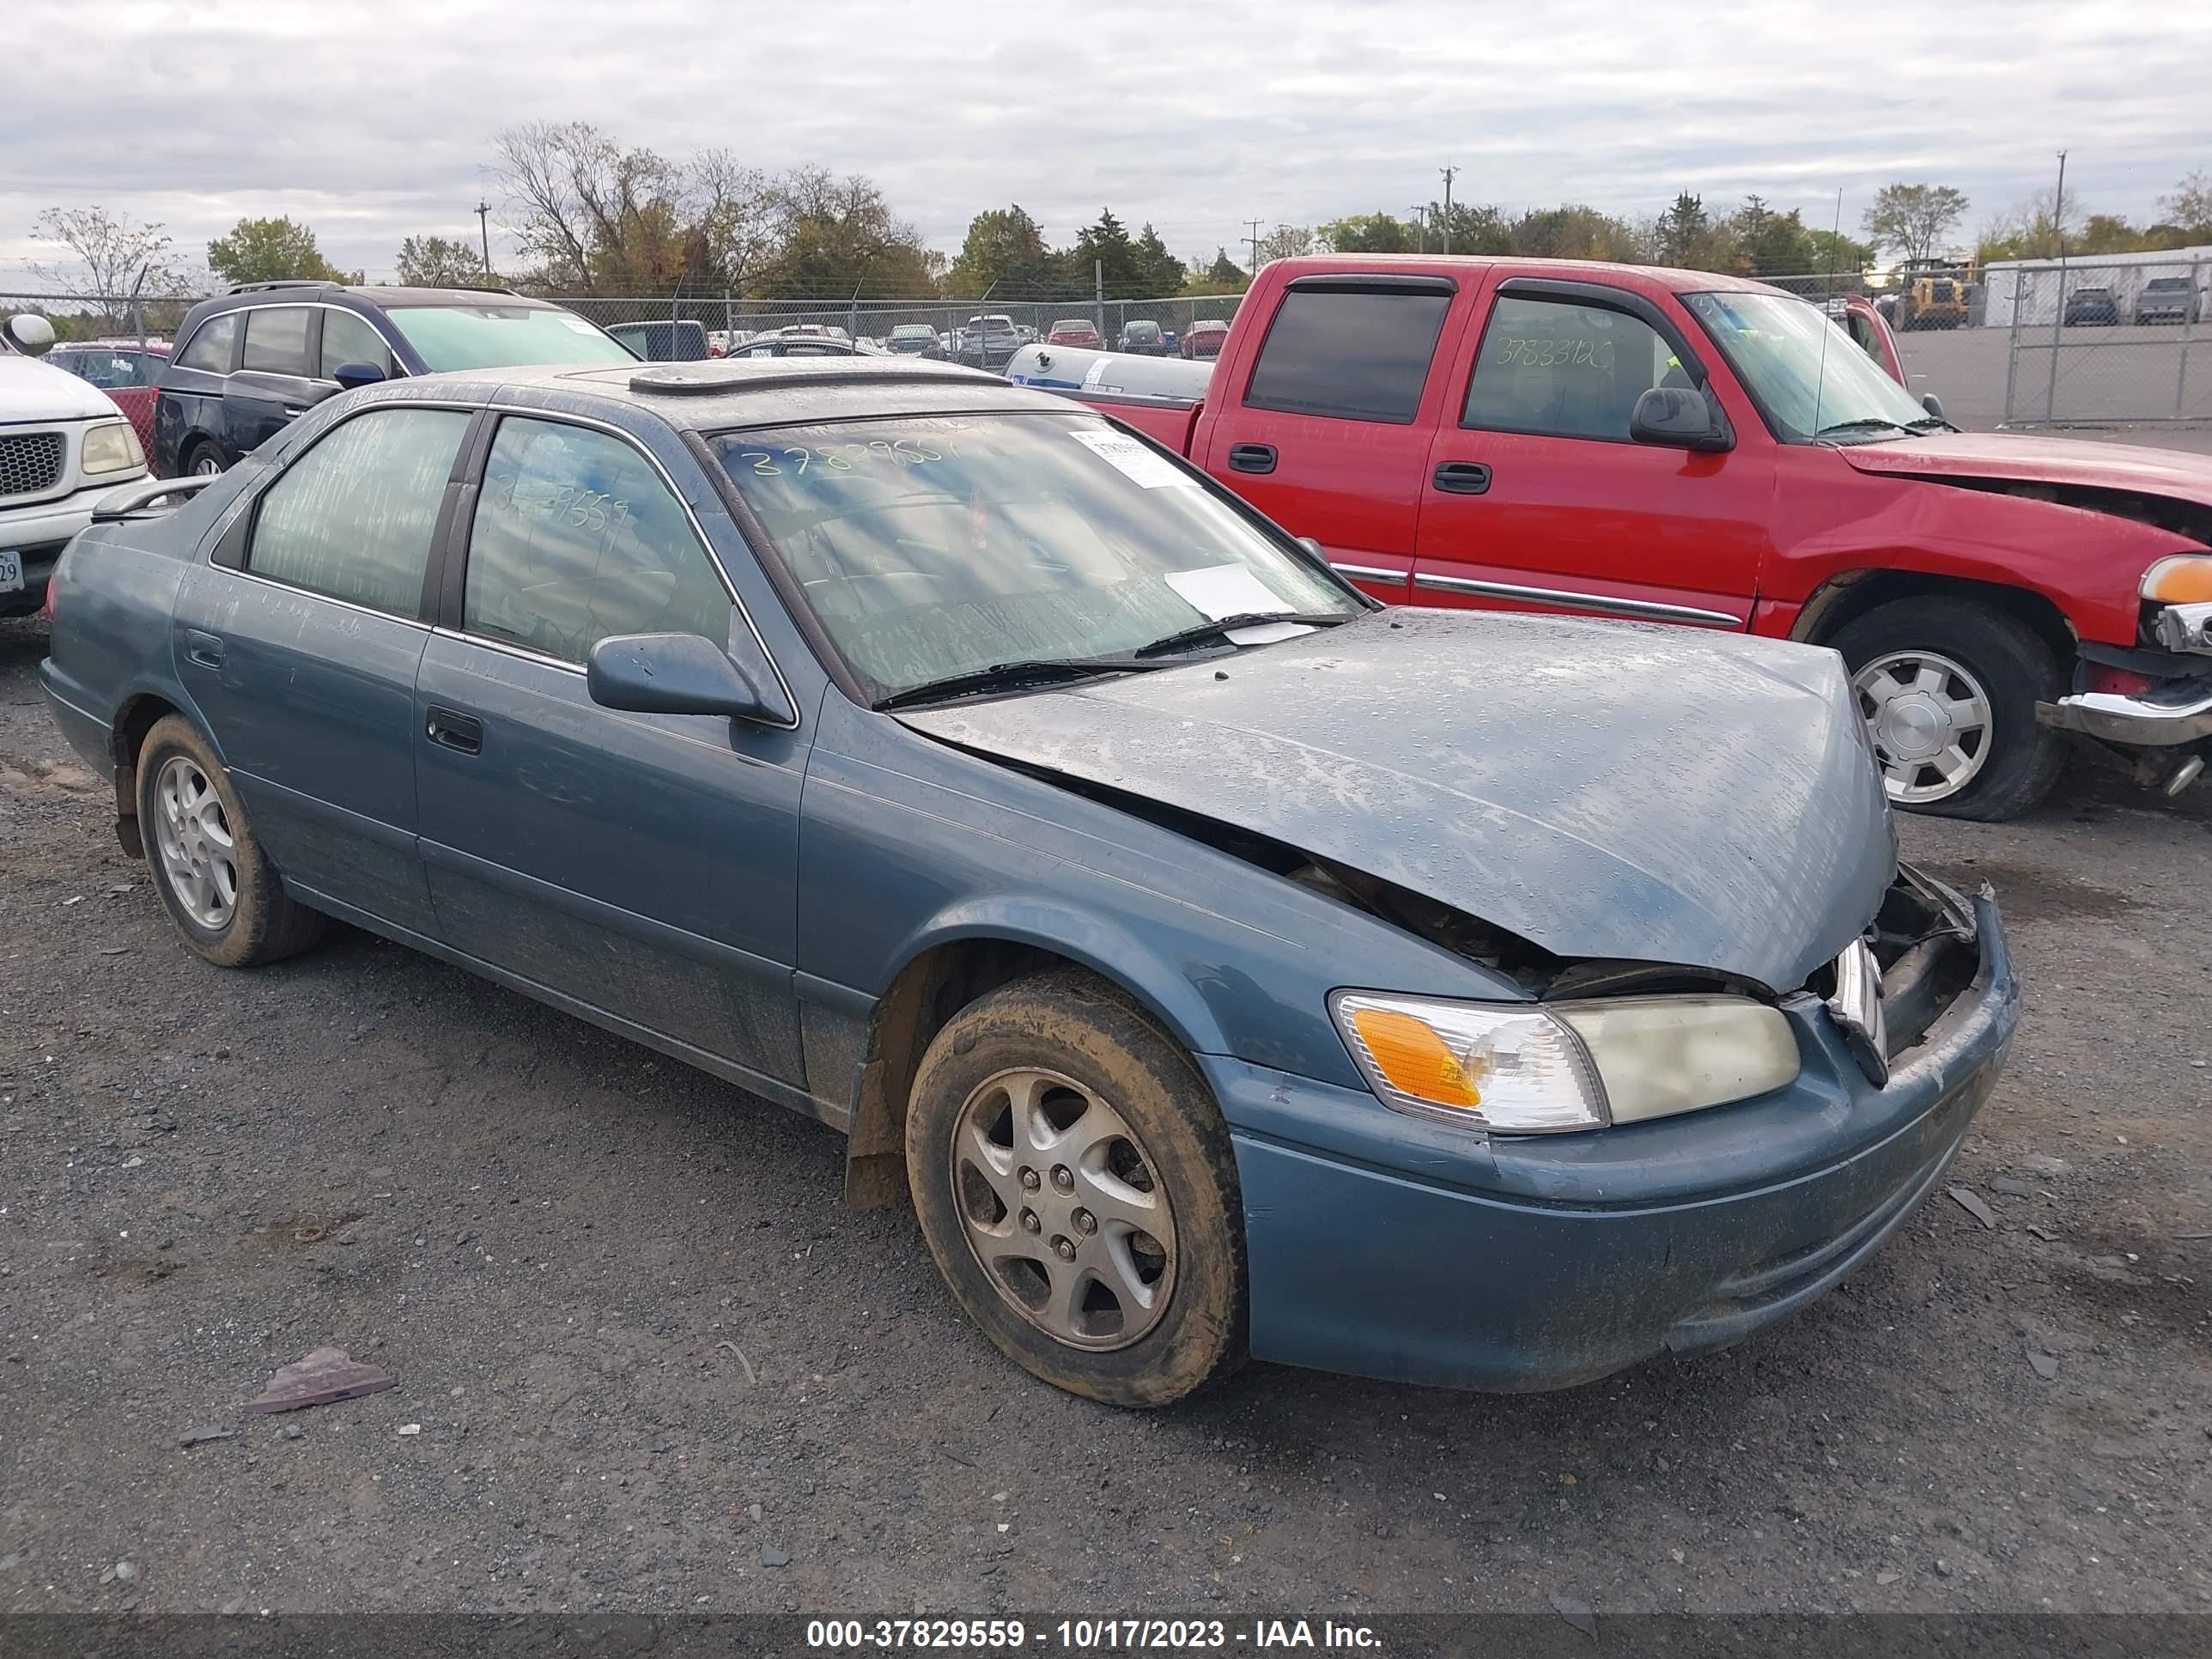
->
[586,631,793,726]
[1921,392,1946,422]
[332,361,387,392]
[1629,386,1734,453]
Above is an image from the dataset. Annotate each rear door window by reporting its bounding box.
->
[1243,288,1452,423]
[241,307,314,376]
[1462,295,1679,442]
[176,313,239,373]
[319,309,395,380]
[246,408,469,615]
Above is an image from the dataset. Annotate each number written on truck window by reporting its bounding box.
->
[1462,296,1680,442]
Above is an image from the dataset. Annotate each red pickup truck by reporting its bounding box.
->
[1051,256,2212,819]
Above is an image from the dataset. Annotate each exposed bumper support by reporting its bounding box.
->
[2038,681,2212,746]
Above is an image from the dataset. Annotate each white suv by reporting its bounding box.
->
[3,314,149,617]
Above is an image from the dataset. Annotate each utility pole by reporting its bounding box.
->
[474,201,494,280]
[1408,205,1427,254]
[2045,149,2068,422]
[1243,219,1263,274]
[1437,167,1456,255]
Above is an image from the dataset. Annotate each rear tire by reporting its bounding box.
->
[904,970,1247,1407]
[183,439,225,477]
[1832,597,2068,821]
[137,715,325,968]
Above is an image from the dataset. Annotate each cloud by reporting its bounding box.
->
[3,0,2206,289]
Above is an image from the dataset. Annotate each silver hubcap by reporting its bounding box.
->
[191,453,222,477]
[1853,649,1993,804]
[153,756,238,929]
[951,1067,1176,1351]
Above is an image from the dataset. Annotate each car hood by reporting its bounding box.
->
[0,355,118,422]
[898,611,1894,991]
[1838,430,2212,508]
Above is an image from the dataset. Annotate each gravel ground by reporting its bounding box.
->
[1,611,2206,1619]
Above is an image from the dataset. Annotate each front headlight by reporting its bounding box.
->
[80,419,144,477]
[2142,555,2212,604]
[1330,990,1801,1133]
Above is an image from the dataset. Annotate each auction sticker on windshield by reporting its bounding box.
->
[1068,428,1195,489]
[1165,562,1292,620]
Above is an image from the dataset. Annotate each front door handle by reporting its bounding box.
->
[425,706,483,756]
[1432,461,1492,495]
[1227,443,1278,475]
[183,629,224,669]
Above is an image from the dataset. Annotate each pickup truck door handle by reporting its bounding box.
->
[425,706,483,757]
[182,629,224,669]
[1226,443,1278,475]
[1432,461,1492,495]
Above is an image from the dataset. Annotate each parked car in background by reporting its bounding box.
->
[885,323,945,358]
[2133,276,2203,326]
[1041,254,2212,818]
[606,319,710,362]
[1047,318,1103,348]
[1,313,149,617]
[2063,284,2120,326]
[1117,319,1171,356]
[40,356,2015,1407]
[153,282,635,477]
[47,337,170,452]
[1181,319,1231,360]
[732,333,860,357]
[957,315,1023,370]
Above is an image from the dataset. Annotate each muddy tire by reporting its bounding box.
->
[137,714,325,969]
[1833,597,2068,822]
[905,970,1247,1407]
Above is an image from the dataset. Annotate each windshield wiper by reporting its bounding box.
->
[1814,417,1917,441]
[1902,415,1959,434]
[873,656,1172,711]
[1132,611,1356,659]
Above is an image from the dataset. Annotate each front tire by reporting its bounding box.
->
[1833,597,2068,821]
[137,715,325,968]
[905,971,1247,1407]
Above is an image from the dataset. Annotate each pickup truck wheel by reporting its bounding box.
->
[905,970,1247,1407]
[137,715,325,968]
[1834,598,2067,821]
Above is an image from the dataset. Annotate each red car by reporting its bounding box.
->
[1181,319,1231,360]
[1046,317,1103,348]
[46,337,168,453]
[1062,255,2212,819]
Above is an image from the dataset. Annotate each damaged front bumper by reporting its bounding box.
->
[2037,678,2212,748]
[1209,877,2017,1393]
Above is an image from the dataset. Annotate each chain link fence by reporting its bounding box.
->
[1990,256,2212,426]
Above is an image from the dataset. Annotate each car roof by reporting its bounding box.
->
[194,283,561,313]
[1266,252,1780,295]
[390,356,1070,431]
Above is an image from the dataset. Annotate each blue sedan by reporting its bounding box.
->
[40,358,2017,1406]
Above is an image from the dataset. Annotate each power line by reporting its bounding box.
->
[1408,204,1427,254]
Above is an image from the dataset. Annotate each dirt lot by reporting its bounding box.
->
[1,610,2206,1620]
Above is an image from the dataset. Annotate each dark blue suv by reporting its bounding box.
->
[152,282,636,477]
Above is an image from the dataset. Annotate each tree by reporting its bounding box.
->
[1319,213,1414,254]
[1511,204,1643,263]
[1131,223,1185,295]
[754,165,933,295]
[1656,191,1714,268]
[1207,247,1246,286]
[27,206,185,298]
[396,234,486,287]
[2075,214,2145,255]
[2158,170,2212,240]
[1420,201,1511,255]
[945,205,1055,297]
[1073,208,1147,294]
[1805,228,1875,273]
[208,216,349,286]
[1252,224,1315,265]
[1719,195,1816,275]
[1861,183,1969,267]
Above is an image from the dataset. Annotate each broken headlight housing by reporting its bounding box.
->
[1330,990,1801,1133]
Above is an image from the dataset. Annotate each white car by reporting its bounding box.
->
[3,315,149,617]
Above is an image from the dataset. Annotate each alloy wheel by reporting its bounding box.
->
[951,1067,1177,1351]
[1852,648,1994,805]
[153,755,238,929]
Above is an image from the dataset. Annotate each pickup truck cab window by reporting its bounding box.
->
[240,307,313,378]
[1462,295,1680,443]
[246,407,469,616]
[1243,286,1453,424]
[464,416,732,665]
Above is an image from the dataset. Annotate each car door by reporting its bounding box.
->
[170,402,474,934]
[228,306,329,457]
[412,411,808,1088]
[1412,276,1776,629]
[1196,273,1469,603]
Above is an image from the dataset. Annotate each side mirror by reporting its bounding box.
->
[332,362,386,392]
[586,631,793,725]
[1297,536,1326,562]
[1629,386,1733,453]
[1921,392,1946,421]
[4,314,58,357]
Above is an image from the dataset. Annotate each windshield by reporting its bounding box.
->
[1683,291,1932,442]
[381,304,636,370]
[709,413,1362,701]
[1126,322,1160,339]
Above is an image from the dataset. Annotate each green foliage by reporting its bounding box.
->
[1861,184,1970,266]
[207,216,349,286]
[1320,214,1415,254]
[395,234,486,287]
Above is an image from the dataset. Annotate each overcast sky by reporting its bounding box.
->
[3,0,2208,290]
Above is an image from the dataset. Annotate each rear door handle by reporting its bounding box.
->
[425,705,483,756]
[1226,443,1278,475]
[183,629,224,669]
[1432,461,1492,495]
